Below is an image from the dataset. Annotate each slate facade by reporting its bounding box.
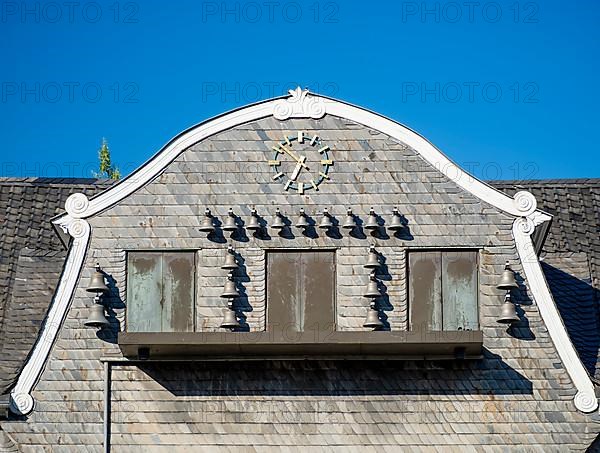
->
[0,96,599,451]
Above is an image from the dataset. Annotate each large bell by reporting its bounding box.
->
[220,308,240,329]
[363,306,384,329]
[365,208,379,231]
[221,246,238,270]
[363,272,381,298]
[223,209,238,232]
[246,208,261,231]
[497,294,520,324]
[319,208,332,230]
[199,209,215,233]
[364,246,380,269]
[221,272,239,298]
[497,262,519,290]
[84,300,110,329]
[271,209,285,230]
[296,208,309,229]
[388,208,404,231]
[86,265,109,293]
[342,208,356,230]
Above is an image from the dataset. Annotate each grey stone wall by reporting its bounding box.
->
[3,115,598,451]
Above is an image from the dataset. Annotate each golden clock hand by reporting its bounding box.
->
[291,156,306,180]
[278,144,309,170]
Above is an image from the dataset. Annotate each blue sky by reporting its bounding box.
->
[2,0,599,180]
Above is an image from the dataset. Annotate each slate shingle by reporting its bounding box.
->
[492,179,600,380]
[0,177,111,394]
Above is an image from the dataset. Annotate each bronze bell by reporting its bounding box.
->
[221,272,239,299]
[220,308,240,329]
[342,208,356,230]
[84,297,110,329]
[223,208,238,232]
[365,208,379,231]
[389,208,404,231]
[86,264,109,293]
[271,208,285,230]
[363,272,381,298]
[199,208,215,233]
[364,245,380,269]
[497,293,520,324]
[363,306,384,329]
[296,208,309,229]
[221,246,238,270]
[319,208,332,230]
[497,261,519,290]
[246,208,261,231]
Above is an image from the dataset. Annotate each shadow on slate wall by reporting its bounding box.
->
[138,349,532,397]
[542,262,600,378]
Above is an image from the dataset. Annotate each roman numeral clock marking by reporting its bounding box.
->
[267,131,334,193]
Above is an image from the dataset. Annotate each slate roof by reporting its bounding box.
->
[491,179,600,380]
[0,178,112,395]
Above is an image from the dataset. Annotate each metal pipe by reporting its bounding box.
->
[103,361,111,453]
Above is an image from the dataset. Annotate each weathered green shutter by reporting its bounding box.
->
[127,252,195,332]
[442,251,478,330]
[127,253,162,332]
[409,250,479,331]
[409,251,442,331]
[162,252,195,332]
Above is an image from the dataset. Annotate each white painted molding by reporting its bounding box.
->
[12,87,592,415]
[513,217,598,413]
[272,87,326,120]
[51,88,544,221]
[9,214,91,415]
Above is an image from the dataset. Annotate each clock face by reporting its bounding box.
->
[268,131,334,194]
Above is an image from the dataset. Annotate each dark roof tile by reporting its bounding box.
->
[0,178,111,394]
[493,179,600,380]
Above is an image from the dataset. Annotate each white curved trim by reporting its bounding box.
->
[513,217,598,413]
[9,217,91,415]
[52,88,538,222]
[11,87,593,415]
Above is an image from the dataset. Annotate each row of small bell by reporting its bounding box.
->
[201,207,407,234]
[496,262,520,324]
[84,295,110,328]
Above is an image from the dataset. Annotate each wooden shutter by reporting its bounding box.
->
[442,251,478,330]
[409,251,442,331]
[127,252,195,332]
[409,250,479,331]
[267,251,335,333]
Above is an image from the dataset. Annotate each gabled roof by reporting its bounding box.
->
[0,91,597,416]
[493,179,600,380]
[0,178,111,395]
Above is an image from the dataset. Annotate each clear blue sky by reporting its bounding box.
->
[2,0,599,180]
